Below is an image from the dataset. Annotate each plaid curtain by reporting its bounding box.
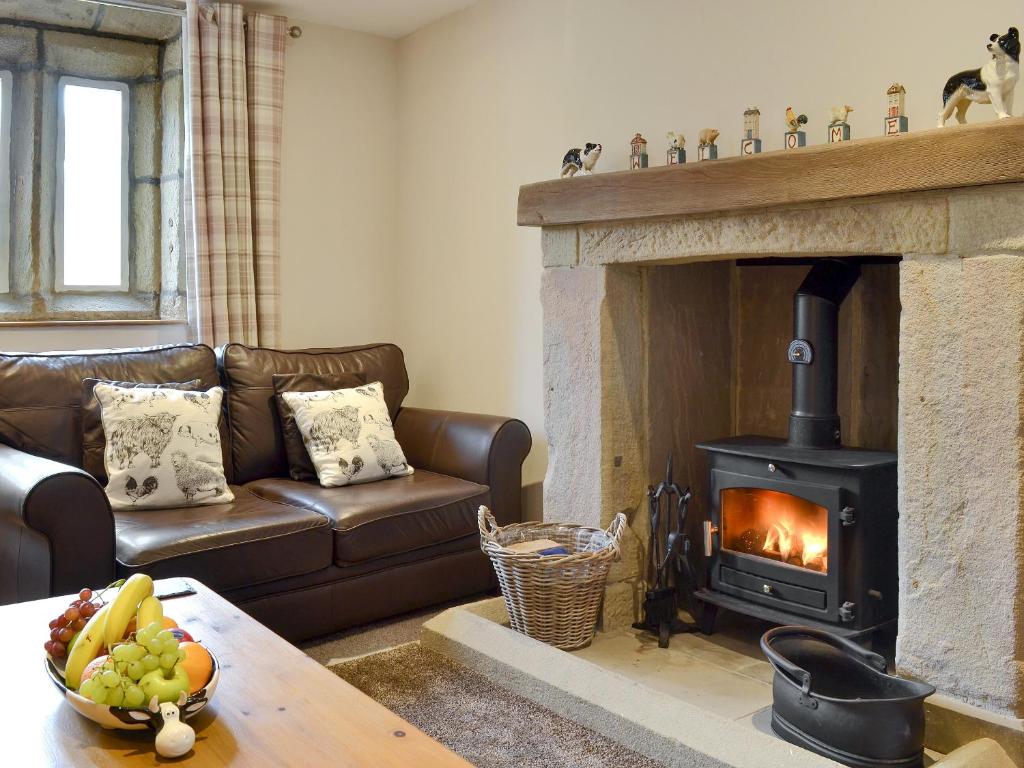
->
[185,2,285,347]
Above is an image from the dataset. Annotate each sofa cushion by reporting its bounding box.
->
[272,371,366,482]
[0,344,230,480]
[245,470,489,565]
[220,343,409,483]
[114,485,332,591]
[82,377,202,483]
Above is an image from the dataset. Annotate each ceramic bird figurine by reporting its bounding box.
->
[828,105,854,125]
[560,143,602,178]
[150,692,195,759]
[785,107,808,132]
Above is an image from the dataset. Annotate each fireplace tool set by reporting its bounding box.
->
[633,455,698,647]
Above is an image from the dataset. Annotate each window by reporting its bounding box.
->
[56,78,130,292]
[0,70,10,294]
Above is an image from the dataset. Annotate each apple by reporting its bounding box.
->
[178,642,213,693]
[139,665,190,703]
[170,628,194,643]
[80,654,109,684]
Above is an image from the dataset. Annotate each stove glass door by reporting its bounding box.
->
[720,487,829,573]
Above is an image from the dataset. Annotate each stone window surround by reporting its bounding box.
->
[0,17,185,322]
[539,184,1024,720]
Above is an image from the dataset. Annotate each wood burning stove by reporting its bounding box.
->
[694,260,898,641]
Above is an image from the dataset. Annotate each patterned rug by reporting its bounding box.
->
[330,643,667,768]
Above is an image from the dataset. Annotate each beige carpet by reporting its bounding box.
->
[331,642,667,768]
[300,595,486,665]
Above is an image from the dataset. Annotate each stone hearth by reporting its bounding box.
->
[534,182,1024,722]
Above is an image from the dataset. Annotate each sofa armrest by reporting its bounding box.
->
[0,445,115,605]
[394,407,532,526]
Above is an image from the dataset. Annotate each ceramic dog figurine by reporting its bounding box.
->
[560,143,602,177]
[698,128,719,147]
[939,27,1020,126]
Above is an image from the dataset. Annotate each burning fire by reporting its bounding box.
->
[721,488,829,573]
[762,519,827,571]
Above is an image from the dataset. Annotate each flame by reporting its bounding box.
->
[761,517,827,571]
[721,488,829,573]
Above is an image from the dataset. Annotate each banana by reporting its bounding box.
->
[136,595,163,632]
[64,602,112,690]
[102,573,154,649]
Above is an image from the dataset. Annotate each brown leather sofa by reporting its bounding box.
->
[0,343,531,641]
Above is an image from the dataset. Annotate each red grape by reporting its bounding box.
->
[48,618,60,629]
[57,627,74,643]
[50,641,66,658]
[64,606,80,622]
[71,618,86,631]
[49,627,61,642]
[80,602,96,618]
[44,640,53,654]
[79,588,92,601]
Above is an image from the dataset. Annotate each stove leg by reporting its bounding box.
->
[699,603,718,635]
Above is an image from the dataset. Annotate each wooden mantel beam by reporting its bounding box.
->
[517,118,1024,227]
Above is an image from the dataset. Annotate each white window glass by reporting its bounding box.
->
[56,78,129,291]
[0,71,10,294]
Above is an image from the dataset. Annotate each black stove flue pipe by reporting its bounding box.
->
[787,259,861,449]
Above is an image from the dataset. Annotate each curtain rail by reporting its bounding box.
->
[82,1,303,38]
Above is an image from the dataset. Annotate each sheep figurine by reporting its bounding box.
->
[149,692,195,759]
[171,450,227,502]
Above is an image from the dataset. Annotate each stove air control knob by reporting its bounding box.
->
[768,463,777,473]
[762,584,773,595]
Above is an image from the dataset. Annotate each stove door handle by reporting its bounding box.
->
[703,520,718,557]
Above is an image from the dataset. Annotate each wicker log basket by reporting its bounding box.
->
[478,506,626,650]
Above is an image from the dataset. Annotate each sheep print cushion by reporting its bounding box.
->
[281,382,414,487]
[94,382,234,510]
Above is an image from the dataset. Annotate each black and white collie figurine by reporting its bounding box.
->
[560,143,602,178]
[939,27,1019,126]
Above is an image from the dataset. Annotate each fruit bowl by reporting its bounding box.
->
[45,650,220,731]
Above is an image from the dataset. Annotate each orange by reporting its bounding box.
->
[178,642,213,694]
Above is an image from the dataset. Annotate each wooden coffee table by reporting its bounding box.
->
[2,579,471,766]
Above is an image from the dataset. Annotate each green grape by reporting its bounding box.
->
[141,653,160,671]
[145,621,163,636]
[156,630,174,644]
[123,685,145,708]
[177,647,187,662]
[136,628,155,647]
[146,638,164,656]
[106,685,124,707]
[100,670,120,688]
[127,644,147,662]
[159,652,177,670]
[126,660,145,681]
[163,638,179,656]
[112,644,132,663]
[91,685,108,705]
[79,678,97,700]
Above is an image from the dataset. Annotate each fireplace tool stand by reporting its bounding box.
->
[633,455,698,647]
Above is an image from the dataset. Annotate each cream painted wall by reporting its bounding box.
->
[394,0,1022,510]
[277,19,398,348]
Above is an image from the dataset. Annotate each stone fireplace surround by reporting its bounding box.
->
[531,156,1024,723]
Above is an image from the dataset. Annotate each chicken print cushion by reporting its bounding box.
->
[281,382,413,487]
[94,383,234,509]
